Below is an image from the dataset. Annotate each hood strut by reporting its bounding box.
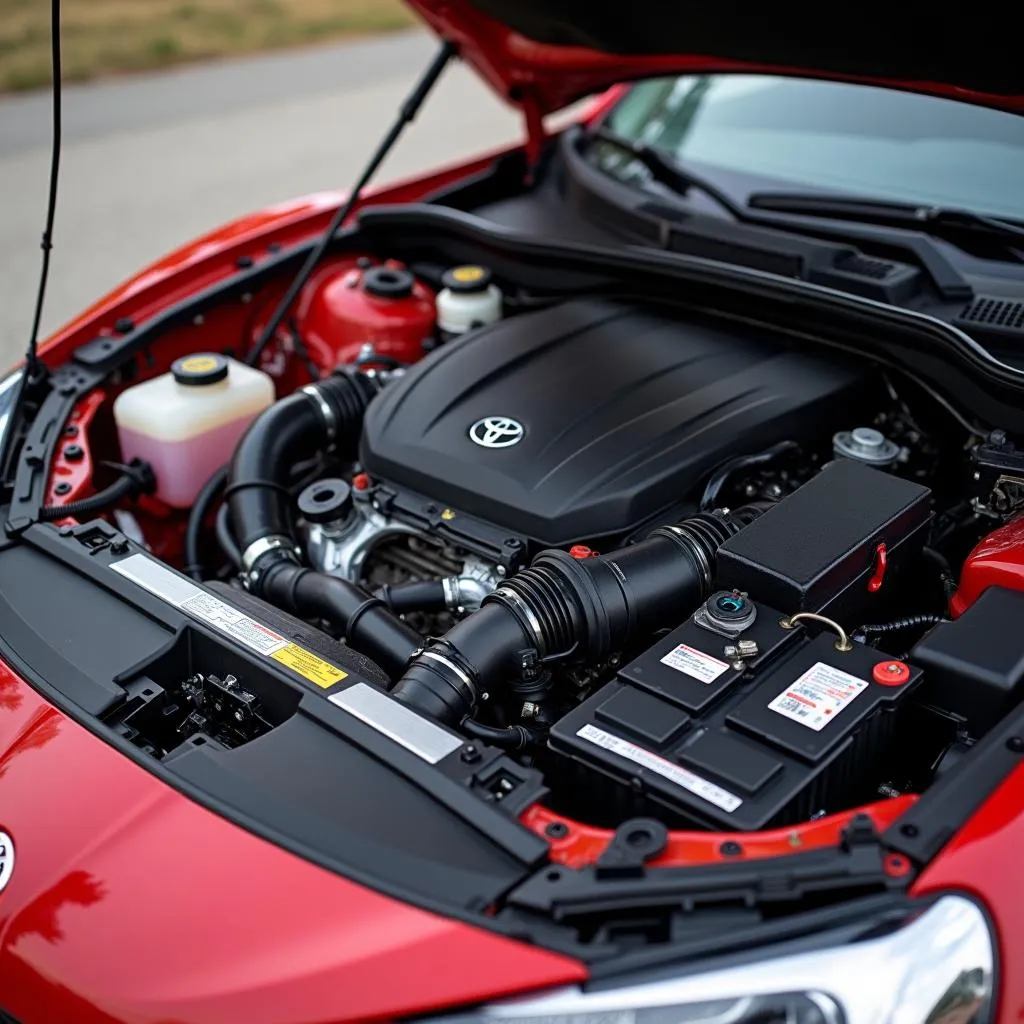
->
[246,39,457,367]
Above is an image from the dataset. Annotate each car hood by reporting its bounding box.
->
[408,0,1024,115]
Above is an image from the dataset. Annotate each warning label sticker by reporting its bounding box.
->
[111,553,347,689]
[768,661,868,732]
[576,723,742,812]
[271,644,347,688]
[660,643,730,684]
[180,592,288,656]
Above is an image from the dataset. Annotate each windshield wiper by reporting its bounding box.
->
[589,126,747,221]
[748,192,1024,258]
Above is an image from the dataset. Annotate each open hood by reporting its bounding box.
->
[409,0,1024,115]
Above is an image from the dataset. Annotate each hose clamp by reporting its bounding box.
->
[301,384,337,443]
[241,534,297,576]
[419,649,479,703]
[661,523,712,587]
[492,585,546,650]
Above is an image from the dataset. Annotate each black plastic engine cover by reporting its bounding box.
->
[361,298,865,546]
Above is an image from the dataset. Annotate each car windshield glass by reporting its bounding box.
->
[598,76,1024,221]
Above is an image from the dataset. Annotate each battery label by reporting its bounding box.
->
[576,724,742,812]
[111,553,346,689]
[768,661,868,731]
[660,643,729,683]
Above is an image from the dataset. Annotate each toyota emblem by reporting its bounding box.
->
[0,831,14,895]
[469,416,524,449]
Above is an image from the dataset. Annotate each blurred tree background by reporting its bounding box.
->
[0,0,415,92]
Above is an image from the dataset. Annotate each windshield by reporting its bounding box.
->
[599,76,1024,220]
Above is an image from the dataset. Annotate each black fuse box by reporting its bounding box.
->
[716,460,931,622]
[912,586,1024,734]
[550,606,922,831]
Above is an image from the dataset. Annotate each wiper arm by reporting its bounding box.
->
[589,127,747,221]
[749,191,1024,256]
[582,128,972,300]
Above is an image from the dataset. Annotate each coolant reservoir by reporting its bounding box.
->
[113,354,273,508]
[437,264,502,338]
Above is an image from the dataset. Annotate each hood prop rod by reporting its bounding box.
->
[247,39,457,367]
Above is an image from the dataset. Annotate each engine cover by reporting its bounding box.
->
[361,298,864,546]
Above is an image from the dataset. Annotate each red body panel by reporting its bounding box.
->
[0,661,586,1023]
[409,1,1024,116]
[913,763,1024,1024]
[951,514,1024,616]
[522,798,917,870]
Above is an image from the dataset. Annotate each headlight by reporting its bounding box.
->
[0,368,24,458]
[429,896,993,1024]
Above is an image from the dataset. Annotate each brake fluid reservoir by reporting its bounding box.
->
[113,354,273,508]
[437,264,502,338]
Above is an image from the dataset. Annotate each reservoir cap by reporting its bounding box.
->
[172,353,229,386]
[441,264,493,294]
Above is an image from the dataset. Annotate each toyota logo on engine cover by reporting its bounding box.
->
[469,416,524,449]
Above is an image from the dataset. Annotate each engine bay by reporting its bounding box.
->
[4,196,1024,944]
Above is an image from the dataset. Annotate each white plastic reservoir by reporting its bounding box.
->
[436,264,502,337]
[114,353,274,508]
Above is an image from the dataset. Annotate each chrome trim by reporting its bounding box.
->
[301,384,336,443]
[493,586,545,648]
[240,534,295,574]
[438,895,992,1024]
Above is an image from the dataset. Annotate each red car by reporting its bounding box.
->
[1,2,1021,1021]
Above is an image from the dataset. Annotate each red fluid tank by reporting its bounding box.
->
[299,259,436,368]
[951,513,1024,616]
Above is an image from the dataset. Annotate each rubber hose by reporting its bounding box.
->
[378,579,448,614]
[461,719,543,751]
[215,503,241,568]
[38,458,155,523]
[261,561,421,677]
[700,440,800,511]
[391,507,761,725]
[184,465,228,580]
[228,369,378,557]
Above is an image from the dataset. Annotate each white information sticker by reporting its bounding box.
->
[576,724,742,812]
[659,643,729,684]
[767,662,868,732]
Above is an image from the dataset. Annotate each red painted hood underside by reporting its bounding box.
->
[408,0,1024,115]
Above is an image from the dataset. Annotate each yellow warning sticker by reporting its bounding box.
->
[271,644,347,688]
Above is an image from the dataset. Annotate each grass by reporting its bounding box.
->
[0,0,416,93]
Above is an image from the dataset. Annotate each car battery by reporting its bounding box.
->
[549,595,922,831]
[715,459,932,624]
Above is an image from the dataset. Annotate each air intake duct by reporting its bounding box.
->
[390,507,761,725]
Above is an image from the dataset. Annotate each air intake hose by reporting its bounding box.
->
[228,369,379,562]
[226,368,420,675]
[390,507,762,724]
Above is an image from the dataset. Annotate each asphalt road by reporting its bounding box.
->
[0,29,525,368]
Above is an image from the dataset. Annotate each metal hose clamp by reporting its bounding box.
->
[301,384,337,443]
[240,534,296,576]
[491,585,546,649]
